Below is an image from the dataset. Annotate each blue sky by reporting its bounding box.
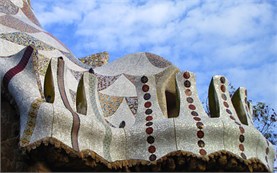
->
[32,0,277,111]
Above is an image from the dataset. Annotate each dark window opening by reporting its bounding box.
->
[76,76,87,115]
[119,121,126,128]
[166,89,180,118]
[44,62,55,103]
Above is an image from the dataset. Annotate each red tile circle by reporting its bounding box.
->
[183,71,190,79]
[199,149,207,156]
[221,85,226,92]
[223,101,229,108]
[146,116,153,121]
[148,145,156,153]
[239,144,244,151]
[197,130,204,138]
[194,117,201,121]
[144,101,152,108]
[142,84,149,92]
[146,127,153,134]
[239,126,245,134]
[189,104,196,110]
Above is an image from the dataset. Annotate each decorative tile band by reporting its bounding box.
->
[265,140,270,169]
[183,71,207,156]
[57,58,80,151]
[20,98,44,146]
[0,32,55,51]
[0,15,40,33]
[3,46,34,89]
[0,0,19,15]
[219,77,247,159]
[88,75,112,161]
[32,50,44,99]
[125,97,138,115]
[22,0,41,27]
[141,75,157,161]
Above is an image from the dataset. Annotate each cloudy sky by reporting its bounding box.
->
[32,0,277,111]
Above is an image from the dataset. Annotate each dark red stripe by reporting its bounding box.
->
[3,46,34,89]
[57,58,80,151]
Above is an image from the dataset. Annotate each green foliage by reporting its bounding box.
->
[252,102,277,145]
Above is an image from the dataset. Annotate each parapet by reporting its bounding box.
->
[0,0,275,171]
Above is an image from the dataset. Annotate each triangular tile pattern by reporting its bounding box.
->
[125,97,138,116]
[69,68,82,81]
[99,74,137,97]
[98,92,124,117]
[96,74,121,91]
[105,98,135,128]
[123,74,137,85]
[145,52,171,68]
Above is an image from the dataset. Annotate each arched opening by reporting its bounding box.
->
[208,78,220,118]
[44,61,55,103]
[76,75,87,115]
[166,82,180,118]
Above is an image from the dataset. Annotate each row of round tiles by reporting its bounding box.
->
[219,77,247,159]
[141,76,157,161]
[183,72,207,156]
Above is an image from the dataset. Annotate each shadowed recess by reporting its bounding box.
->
[44,61,55,103]
[76,75,87,115]
[165,82,180,118]
[231,88,248,125]
[208,78,220,118]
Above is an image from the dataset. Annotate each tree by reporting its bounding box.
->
[252,102,277,145]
